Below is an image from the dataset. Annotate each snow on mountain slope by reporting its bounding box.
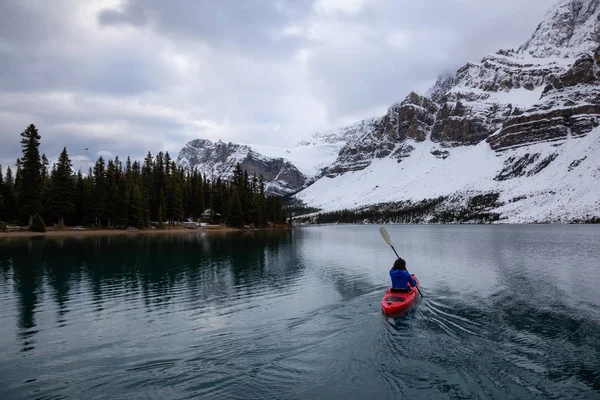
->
[176,139,306,196]
[295,127,600,223]
[177,117,374,190]
[297,118,377,146]
[244,118,377,177]
[248,142,348,177]
[519,0,600,58]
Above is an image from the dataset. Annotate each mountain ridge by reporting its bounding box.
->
[292,0,600,223]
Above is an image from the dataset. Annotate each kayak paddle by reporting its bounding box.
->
[379,226,423,297]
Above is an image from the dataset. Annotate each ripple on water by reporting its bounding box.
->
[1,227,600,399]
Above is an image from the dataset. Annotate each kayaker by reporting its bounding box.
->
[389,258,416,293]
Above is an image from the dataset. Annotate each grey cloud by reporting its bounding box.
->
[98,4,147,26]
[304,0,552,120]
[0,0,560,167]
[97,0,316,56]
[0,47,169,96]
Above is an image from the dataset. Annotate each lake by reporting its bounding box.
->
[0,225,599,399]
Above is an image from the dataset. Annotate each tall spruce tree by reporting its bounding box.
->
[157,189,166,225]
[14,159,21,194]
[164,152,172,176]
[49,147,75,225]
[18,124,43,225]
[167,162,183,224]
[3,167,17,224]
[128,182,145,228]
[116,169,128,227]
[258,174,268,227]
[193,170,204,219]
[232,163,243,190]
[82,168,95,226]
[104,160,119,227]
[227,188,244,228]
[74,170,86,226]
[142,152,153,225]
[0,164,3,221]
[40,153,52,223]
[41,154,49,181]
[91,157,107,226]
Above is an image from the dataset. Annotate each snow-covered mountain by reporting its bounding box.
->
[176,139,306,196]
[293,0,600,223]
[176,120,374,195]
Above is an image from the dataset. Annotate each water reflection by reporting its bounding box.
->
[0,226,598,399]
[0,230,295,353]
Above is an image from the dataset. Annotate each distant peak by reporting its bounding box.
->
[297,118,377,146]
[518,0,600,58]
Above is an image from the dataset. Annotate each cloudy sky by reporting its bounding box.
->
[0,0,553,171]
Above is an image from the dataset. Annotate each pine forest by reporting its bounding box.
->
[0,124,288,231]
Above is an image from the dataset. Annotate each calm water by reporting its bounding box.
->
[0,225,599,399]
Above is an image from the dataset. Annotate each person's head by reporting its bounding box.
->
[393,258,407,271]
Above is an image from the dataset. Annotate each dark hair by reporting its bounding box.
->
[393,258,407,271]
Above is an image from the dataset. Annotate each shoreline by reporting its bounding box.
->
[0,226,244,238]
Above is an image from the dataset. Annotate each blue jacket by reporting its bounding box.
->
[390,268,416,290]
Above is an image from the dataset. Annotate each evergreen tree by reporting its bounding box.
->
[18,124,43,225]
[251,173,258,194]
[259,174,265,196]
[74,170,86,226]
[116,168,127,227]
[14,159,21,194]
[41,154,49,181]
[128,182,144,228]
[157,189,166,226]
[167,162,183,224]
[153,152,165,221]
[258,174,268,227]
[3,167,17,224]
[232,163,243,190]
[82,168,96,226]
[49,147,75,225]
[165,152,172,176]
[193,171,204,219]
[104,160,119,227]
[91,157,107,226]
[227,188,244,228]
[125,156,132,178]
[0,165,3,221]
[40,153,53,223]
[203,174,211,214]
[247,196,259,227]
[142,152,154,225]
[183,170,193,218]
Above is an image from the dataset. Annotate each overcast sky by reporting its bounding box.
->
[0,0,554,171]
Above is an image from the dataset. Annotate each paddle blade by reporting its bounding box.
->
[379,226,393,246]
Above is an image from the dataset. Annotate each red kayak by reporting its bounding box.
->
[381,275,420,315]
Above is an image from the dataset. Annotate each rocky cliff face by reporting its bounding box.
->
[322,0,600,176]
[176,139,306,196]
[519,0,600,58]
[323,92,437,176]
[488,47,600,150]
